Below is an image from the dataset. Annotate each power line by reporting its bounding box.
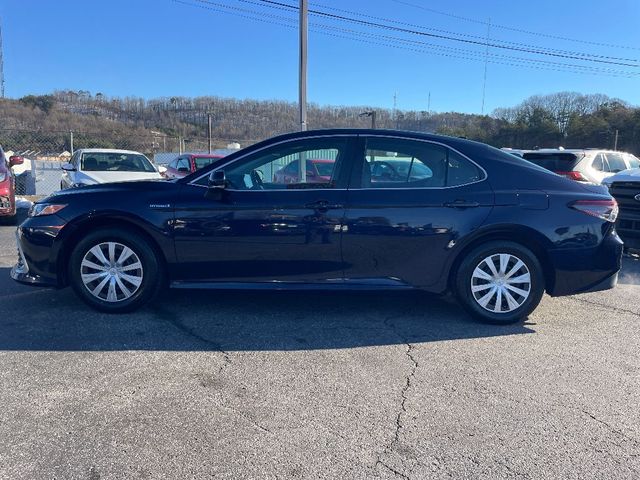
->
[240,0,639,67]
[390,0,640,51]
[176,1,639,77]
[300,0,640,62]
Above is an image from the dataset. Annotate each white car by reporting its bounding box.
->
[60,149,163,189]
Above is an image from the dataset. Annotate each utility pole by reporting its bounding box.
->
[393,92,398,129]
[427,91,431,115]
[208,113,213,154]
[614,129,619,151]
[70,131,74,154]
[299,0,308,132]
[0,17,5,98]
[481,18,491,115]
[359,111,376,129]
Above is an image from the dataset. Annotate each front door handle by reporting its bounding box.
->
[305,200,344,212]
[444,200,480,209]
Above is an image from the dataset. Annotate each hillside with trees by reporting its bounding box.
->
[1,90,638,154]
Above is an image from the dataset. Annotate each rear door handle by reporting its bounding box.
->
[444,200,480,209]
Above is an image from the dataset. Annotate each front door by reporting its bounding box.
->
[172,136,355,284]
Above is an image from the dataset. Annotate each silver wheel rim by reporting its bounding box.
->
[471,253,531,314]
[80,242,144,303]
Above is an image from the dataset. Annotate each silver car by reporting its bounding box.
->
[60,149,163,189]
[522,149,640,184]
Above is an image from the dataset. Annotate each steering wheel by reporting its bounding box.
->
[250,169,264,190]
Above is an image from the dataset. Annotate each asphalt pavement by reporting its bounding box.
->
[0,219,638,479]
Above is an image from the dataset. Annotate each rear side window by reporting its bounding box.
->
[605,153,628,173]
[362,138,483,188]
[522,152,581,172]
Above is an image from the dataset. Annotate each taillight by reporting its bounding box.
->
[555,171,587,181]
[570,199,618,223]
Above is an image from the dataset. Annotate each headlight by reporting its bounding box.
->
[28,203,67,217]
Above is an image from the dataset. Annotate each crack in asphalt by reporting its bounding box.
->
[374,315,419,479]
[150,305,232,372]
[376,460,411,479]
[568,296,640,318]
[582,410,640,447]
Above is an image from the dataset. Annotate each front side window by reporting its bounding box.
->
[362,138,482,188]
[81,152,156,172]
[220,138,346,190]
[627,154,640,169]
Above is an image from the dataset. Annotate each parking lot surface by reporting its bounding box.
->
[1,219,639,479]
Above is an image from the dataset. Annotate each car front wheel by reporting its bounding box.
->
[69,228,163,313]
[455,241,545,324]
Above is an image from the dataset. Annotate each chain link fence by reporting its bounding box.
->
[0,129,258,198]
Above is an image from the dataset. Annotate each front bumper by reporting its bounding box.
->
[10,216,68,288]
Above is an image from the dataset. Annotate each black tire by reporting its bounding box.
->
[455,241,545,324]
[0,211,17,225]
[68,228,163,313]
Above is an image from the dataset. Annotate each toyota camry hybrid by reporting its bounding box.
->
[11,129,623,323]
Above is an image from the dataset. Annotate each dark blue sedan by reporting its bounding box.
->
[12,129,623,323]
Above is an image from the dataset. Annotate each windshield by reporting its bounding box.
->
[193,156,222,171]
[81,152,156,172]
[522,152,582,172]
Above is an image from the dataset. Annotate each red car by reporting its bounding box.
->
[0,146,23,224]
[274,159,335,184]
[163,154,225,179]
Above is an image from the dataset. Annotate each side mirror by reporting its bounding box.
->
[205,170,227,199]
[209,170,226,189]
[157,165,167,175]
[9,156,24,167]
[61,163,76,172]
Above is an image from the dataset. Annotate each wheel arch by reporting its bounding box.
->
[56,214,170,288]
[446,225,555,294]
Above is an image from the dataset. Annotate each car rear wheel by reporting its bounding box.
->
[69,228,163,313]
[455,241,544,324]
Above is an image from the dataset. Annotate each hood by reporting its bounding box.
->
[602,168,640,185]
[81,171,163,184]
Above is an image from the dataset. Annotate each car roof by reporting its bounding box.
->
[77,148,145,155]
[189,154,224,158]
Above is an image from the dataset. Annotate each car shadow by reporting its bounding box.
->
[619,254,640,286]
[0,267,535,352]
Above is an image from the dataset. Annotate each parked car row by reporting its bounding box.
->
[501,147,640,252]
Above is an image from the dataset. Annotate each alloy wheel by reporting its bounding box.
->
[80,242,144,302]
[470,253,532,313]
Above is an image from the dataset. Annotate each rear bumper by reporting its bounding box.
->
[547,228,624,297]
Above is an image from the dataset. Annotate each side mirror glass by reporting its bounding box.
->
[9,155,24,167]
[61,162,76,172]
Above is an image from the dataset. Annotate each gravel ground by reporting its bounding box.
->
[0,219,638,479]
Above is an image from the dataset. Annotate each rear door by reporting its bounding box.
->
[341,135,494,288]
